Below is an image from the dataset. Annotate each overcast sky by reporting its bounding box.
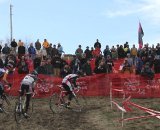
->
[0,0,160,54]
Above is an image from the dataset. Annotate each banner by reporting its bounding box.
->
[5,69,160,98]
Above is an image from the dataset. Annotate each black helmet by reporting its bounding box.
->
[31,70,38,76]
[76,70,83,76]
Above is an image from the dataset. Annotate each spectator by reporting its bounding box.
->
[2,44,10,59]
[70,55,81,74]
[60,64,72,78]
[84,46,92,60]
[57,43,64,57]
[75,45,83,59]
[117,45,125,58]
[40,46,47,60]
[51,55,63,77]
[154,55,160,74]
[51,44,59,58]
[103,45,111,59]
[17,56,29,74]
[35,39,41,55]
[45,58,53,75]
[42,39,49,49]
[82,59,92,76]
[28,43,36,60]
[10,39,17,54]
[94,60,107,74]
[141,62,154,80]
[17,40,23,47]
[33,54,42,69]
[94,39,101,49]
[106,55,114,73]
[47,43,53,57]
[130,44,138,65]
[18,42,25,59]
[110,46,118,60]
[120,58,132,73]
[135,55,143,75]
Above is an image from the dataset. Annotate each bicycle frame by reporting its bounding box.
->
[49,85,84,114]
[15,91,34,123]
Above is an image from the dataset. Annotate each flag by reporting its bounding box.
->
[138,22,144,49]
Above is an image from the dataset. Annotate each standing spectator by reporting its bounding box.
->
[47,43,53,57]
[10,39,17,54]
[18,42,26,59]
[82,59,92,76]
[94,39,101,49]
[117,45,125,58]
[75,45,83,59]
[51,44,59,58]
[2,44,10,59]
[35,39,41,55]
[51,55,63,77]
[57,43,64,57]
[18,40,23,47]
[106,55,114,73]
[110,46,118,60]
[42,39,49,55]
[84,46,92,60]
[70,55,81,74]
[103,45,111,59]
[45,58,53,75]
[135,55,143,75]
[41,46,47,60]
[130,44,138,65]
[28,43,36,60]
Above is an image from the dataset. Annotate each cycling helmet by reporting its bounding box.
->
[76,70,83,76]
[31,70,38,76]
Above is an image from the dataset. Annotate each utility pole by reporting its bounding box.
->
[10,4,13,43]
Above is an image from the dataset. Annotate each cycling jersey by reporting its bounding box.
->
[62,74,78,91]
[21,74,37,93]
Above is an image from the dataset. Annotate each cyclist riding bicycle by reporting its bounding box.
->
[0,63,15,112]
[61,71,81,108]
[20,70,39,118]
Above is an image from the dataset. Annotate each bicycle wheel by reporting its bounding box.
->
[14,97,33,124]
[49,93,63,114]
[14,101,23,124]
[69,97,83,112]
[1,96,11,118]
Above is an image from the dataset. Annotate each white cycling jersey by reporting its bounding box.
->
[21,74,37,86]
[62,74,78,91]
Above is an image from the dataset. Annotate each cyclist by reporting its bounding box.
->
[61,71,81,108]
[20,70,39,118]
[0,63,15,112]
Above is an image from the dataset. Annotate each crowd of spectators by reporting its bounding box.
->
[0,39,160,80]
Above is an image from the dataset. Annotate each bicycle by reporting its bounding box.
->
[0,85,15,118]
[49,85,86,114]
[14,91,34,124]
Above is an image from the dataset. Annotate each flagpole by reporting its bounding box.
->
[10,1,13,43]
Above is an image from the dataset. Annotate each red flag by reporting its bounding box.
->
[138,22,144,49]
